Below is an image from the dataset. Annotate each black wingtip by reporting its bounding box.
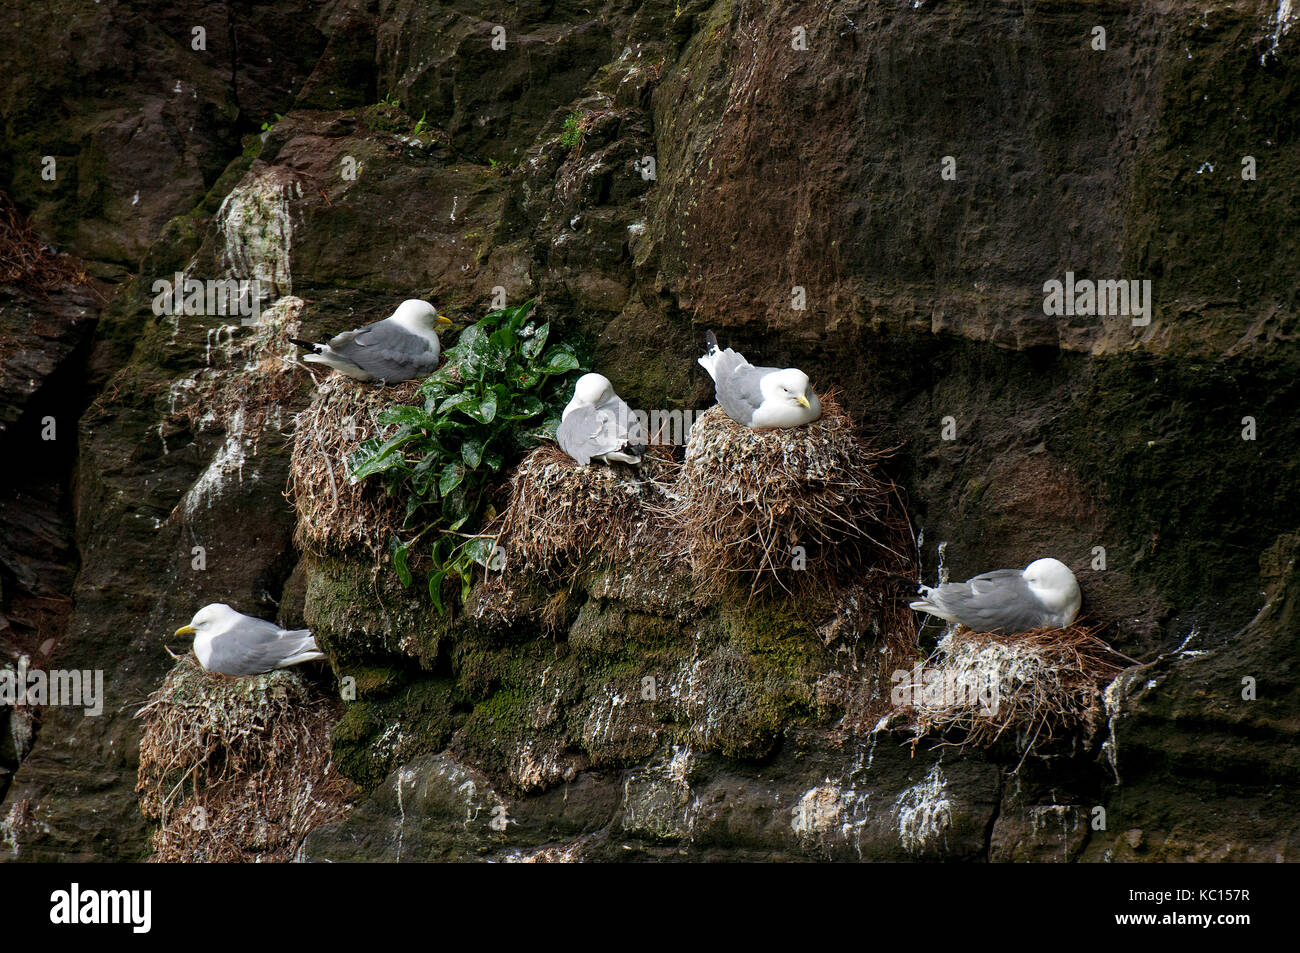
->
[705,329,718,353]
[288,338,322,352]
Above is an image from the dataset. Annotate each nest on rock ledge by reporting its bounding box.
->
[664,398,911,601]
[894,622,1128,761]
[286,378,420,557]
[498,444,679,575]
[135,655,355,863]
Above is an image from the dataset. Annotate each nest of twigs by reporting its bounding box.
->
[286,378,420,556]
[135,656,355,862]
[665,399,901,598]
[498,444,678,574]
[0,191,89,289]
[897,622,1127,759]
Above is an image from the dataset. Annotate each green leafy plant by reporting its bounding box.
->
[412,110,428,136]
[559,111,584,148]
[348,300,583,612]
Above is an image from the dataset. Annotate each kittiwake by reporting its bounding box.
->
[174,603,324,676]
[697,330,822,428]
[909,558,1082,633]
[290,299,451,383]
[556,373,648,465]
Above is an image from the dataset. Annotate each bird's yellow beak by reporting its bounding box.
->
[436,313,453,327]
[796,394,811,409]
[174,624,196,637]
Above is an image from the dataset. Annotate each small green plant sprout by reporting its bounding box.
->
[559,111,584,148]
[259,113,284,133]
[379,91,401,108]
[413,111,428,136]
[348,300,583,612]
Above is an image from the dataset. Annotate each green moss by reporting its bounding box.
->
[728,603,828,680]
[569,603,682,661]
[331,678,457,790]
[342,664,409,698]
[358,102,412,136]
[305,553,449,668]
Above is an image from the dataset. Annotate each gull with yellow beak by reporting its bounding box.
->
[290,299,452,383]
[697,330,822,428]
[174,603,324,676]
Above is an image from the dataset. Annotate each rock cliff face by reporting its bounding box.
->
[1,0,1297,861]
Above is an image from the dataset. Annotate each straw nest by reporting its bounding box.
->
[0,190,90,289]
[895,623,1127,758]
[664,398,903,598]
[135,656,355,862]
[286,378,421,556]
[498,444,678,574]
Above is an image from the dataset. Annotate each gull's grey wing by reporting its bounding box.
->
[914,569,1048,634]
[557,405,623,465]
[327,318,439,383]
[710,349,767,425]
[599,394,647,455]
[207,618,318,676]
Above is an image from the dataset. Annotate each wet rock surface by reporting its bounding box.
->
[0,0,1296,860]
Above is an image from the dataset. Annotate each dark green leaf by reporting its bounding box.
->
[377,406,431,428]
[389,537,413,588]
[428,568,447,614]
[542,346,580,374]
[521,322,549,359]
[468,390,497,424]
[503,394,545,420]
[464,535,497,567]
[437,391,477,415]
[348,428,420,482]
[439,462,464,496]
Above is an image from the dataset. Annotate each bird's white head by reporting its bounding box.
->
[760,368,816,411]
[1022,558,1081,619]
[389,299,451,332]
[174,602,237,639]
[566,373,614,416]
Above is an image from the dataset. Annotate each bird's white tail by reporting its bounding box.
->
[275,630,324,668]
[697,329,721,381]
[908,589,958,623]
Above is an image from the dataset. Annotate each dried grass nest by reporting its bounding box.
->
[665,398,905,597]
[135,656,355,863]
[0,190,90,289]
[286,378,421,556]
[895,622,1127,758]
[499,444,679,574]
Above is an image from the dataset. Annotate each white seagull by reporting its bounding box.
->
[290,299,451,383]
[909,558,1082,634]
[174,603,324,676]
[697,330,821,428]
[556,373,648,465]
